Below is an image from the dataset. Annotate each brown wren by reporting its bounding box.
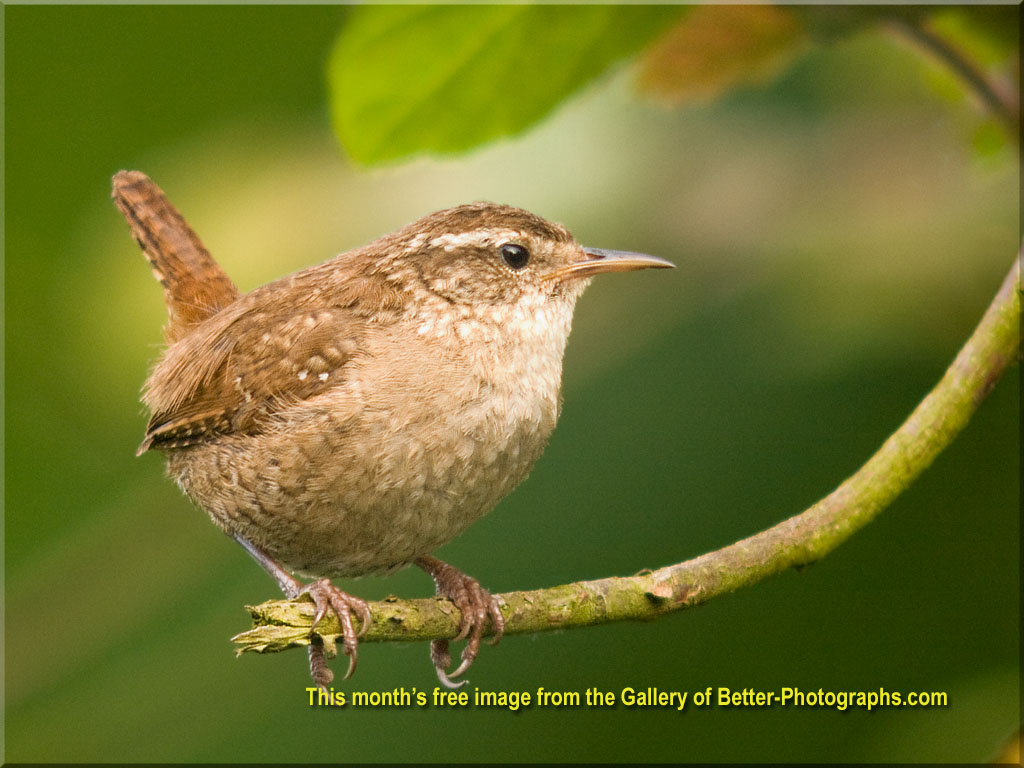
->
[113,170,673,689]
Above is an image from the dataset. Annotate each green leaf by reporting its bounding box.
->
[328,5,687,165]
[930,7,1020,67]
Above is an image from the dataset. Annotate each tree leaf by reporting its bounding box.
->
[636,5,807,105]
[929,6,1020,67]
[328,5,687,165]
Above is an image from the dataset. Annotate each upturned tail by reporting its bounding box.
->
[112,170,239,342]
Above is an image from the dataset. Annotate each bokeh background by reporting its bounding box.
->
[4,5,1019,763]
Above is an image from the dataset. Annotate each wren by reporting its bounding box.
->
[113,170,673,689]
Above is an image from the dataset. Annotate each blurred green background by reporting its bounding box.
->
[4,5,1019,763]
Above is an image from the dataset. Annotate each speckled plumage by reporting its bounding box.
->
[113,170,671,686]
[138,199,589,577]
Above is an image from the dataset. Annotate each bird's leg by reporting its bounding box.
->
[231,533,370,688]
[414,555,504,689]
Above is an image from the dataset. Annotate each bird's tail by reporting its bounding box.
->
[112,170,239,343]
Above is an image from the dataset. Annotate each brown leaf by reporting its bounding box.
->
[637,5,806,105]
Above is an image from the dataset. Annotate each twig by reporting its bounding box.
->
[234,252,1021,657]
[888,16,1020,141]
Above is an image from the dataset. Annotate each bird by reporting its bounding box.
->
[113,169,673,689]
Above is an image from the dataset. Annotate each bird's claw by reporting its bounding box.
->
[299,578,371,686]
[415,556,504,687]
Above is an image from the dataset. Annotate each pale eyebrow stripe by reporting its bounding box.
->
[427,229,526,250]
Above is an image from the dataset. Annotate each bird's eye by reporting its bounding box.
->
[500,243,530,270]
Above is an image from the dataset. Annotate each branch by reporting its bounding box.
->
[888,16,1020,142]
[234,252,1021,657]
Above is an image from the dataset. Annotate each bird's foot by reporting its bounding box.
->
[299,578,371,687]
[414,555,504,689]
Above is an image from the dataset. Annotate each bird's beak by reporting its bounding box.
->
[545,248,675,282]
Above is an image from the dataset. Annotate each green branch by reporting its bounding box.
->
[234,252,1021,657]
[888,16,1020,142]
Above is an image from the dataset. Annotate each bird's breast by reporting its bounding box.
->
[170,295,578,577]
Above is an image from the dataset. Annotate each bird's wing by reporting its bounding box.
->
[140,298,374,453]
